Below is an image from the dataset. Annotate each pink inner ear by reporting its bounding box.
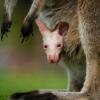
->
[35,19,48,33]
[58,22,69,36]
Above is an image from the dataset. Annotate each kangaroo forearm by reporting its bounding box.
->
[4,0,17,20]
[24,0,44,21]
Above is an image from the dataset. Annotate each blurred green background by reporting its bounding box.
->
[0,0,67,100]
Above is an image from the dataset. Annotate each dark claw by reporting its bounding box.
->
[21,35,31,43]
[10,91,57,100]
[1,14,12,40]
[1,21,12,40]
[20,18,33,43]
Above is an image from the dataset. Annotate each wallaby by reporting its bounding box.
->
[3,0,100,100]
[21,2,100,99]
[35,16,86,92]
[11,16,87,100]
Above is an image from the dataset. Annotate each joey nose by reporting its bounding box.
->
[48,55,54,63]
[48,55,59,63]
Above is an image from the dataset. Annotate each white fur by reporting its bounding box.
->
[42,30,63,63]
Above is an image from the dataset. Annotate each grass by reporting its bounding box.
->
[0,70,67,100]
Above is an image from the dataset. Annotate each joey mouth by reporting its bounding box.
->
[49,59,60,64]
[47,52,62,64]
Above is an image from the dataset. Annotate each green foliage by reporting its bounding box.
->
[0,71,67,100]
[0,1,68,100]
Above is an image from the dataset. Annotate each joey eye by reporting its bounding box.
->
[44,45,48,49]
[57,44,62,48]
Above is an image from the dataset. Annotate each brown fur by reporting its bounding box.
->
[78,0,100,99]
[62,15,86,92]
[10,0,100,100]
[11,14,87,100]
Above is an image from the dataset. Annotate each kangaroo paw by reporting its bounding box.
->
[1,14,12,40]
[20,18,33,43]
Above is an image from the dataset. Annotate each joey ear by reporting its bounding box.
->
[57,22,69,36]
[35,19,49,34]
